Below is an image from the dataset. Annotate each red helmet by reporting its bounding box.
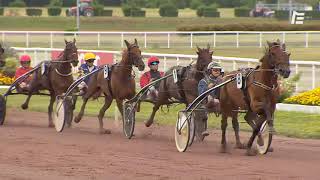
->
[20,55,31,62]
[147,56,159,66]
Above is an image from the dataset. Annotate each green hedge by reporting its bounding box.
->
[47,7,61,16]
[122,5,145,17]
[26,8,42,16]
[305,11,320,20]
[177,23,320,31]
[131,10,146,17]
[159,3,179,17]
[93,5,104,16]
[234,7,250,17]
[0,8,3,16]
[101,9,113,16]
[203,11,220,17]
[275,10,289,20]
[197,5,218,17]
[8,0,26,7]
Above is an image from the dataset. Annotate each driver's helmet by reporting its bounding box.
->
[207,62,222,70]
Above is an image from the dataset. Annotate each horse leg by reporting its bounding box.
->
[47,93,56,127]
[220,113,228,153]
[246,113,266,156]
[21,81,38,110]
[74,89,96,123]
[145,103,160,127]
[232,113,245,149]
[97,95,113,134]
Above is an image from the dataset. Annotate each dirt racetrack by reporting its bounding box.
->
[0,108,319,180]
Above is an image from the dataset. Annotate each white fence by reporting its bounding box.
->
[1,31,320,49]
[12,47,320,92]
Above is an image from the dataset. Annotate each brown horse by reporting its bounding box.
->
[145,45,213,132]
[73,39,145,134]
[219,40,290,155]
[21,39,79,127]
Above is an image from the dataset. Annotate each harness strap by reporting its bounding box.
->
[252,81,273,91]
[55,69,73,77]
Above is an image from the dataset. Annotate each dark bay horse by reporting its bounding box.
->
[74,39,145,134]
[219,40,290,155]
[21,39,79,127]
[145,45,213,132]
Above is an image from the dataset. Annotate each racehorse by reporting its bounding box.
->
[145,45,213,137]
[219,40,290,155]
[73,39,145,134]
[21,39,79,128]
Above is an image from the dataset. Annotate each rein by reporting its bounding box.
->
[55,69,73,77]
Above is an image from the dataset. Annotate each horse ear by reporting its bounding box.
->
[73,38,76,44]
[134,38,138,45]
[209,51,213,56]
[65,39,68,44]
[276,39,281,44]
[196,46,201,52]
[288,53,291,57]
[124,40,130,48]
[282,43,286,51]
[267,41,272,47]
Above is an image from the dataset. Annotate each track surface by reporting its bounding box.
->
[0,108,319,180]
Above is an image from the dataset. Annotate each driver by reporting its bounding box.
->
[15,54,33,92]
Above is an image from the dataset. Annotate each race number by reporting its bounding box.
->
[104,65,109,79]
[173,69,178,83]
[236,73,243,89]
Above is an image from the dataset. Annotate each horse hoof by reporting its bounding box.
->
[21,104,28,110]
[74,116,81,123]
[235,143,246,149]
[268,147,274,152]
[144,120,153,127]
[99,129,111,134]
[48,123,54,128]
[246,148,257,156]
[219,144,228,153]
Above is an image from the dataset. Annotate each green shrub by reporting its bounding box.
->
[159,3,179,17]
[275,10,289,20]
[47,6,62,16]
[234,7,250,17]
[9,0,26,7]
[26,8,42,16]
[305,11,320,20]
[101,9,113,16]
[190,0,202,9]
[197,4,218,17]
[93,5,104,16]
[1,57,18,78]
[131,10,146,17]
[0,8,3,16]
[203,11,220,17]
[50,0,62,6]
[145,0,160,8]
[171,0,187,9]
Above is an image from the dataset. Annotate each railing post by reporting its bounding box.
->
[312,64,316,89]
[50,32,53,48]
[121,33,124,48]
[144,32,147,48]
[163,56,167,71]
[232,60,236,70]
[282,32,286,44]
[305,32,309,48]
[236,32,239,48]
[167,33,170,49]
[26,32,29,48]
[190,33,193,48]
[213,32,216,47]
[97,33,100,48]
[1,32,4,44]
[295,64,299,92]
[259,32,262,48]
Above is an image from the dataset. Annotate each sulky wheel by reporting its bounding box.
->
[123,101,135,139]
[54,98,66,132]
[188,112,196,147]
[0,95,7,125]
[255,120,273,155]
[175,111,190,152]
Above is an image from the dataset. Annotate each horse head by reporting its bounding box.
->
[266,39,291,78]
[196,44,213,72]
[64,38,79,67]
[124,39,145,71]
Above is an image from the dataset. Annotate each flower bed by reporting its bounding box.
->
[0,73,15,85]
[284,87,320,106]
